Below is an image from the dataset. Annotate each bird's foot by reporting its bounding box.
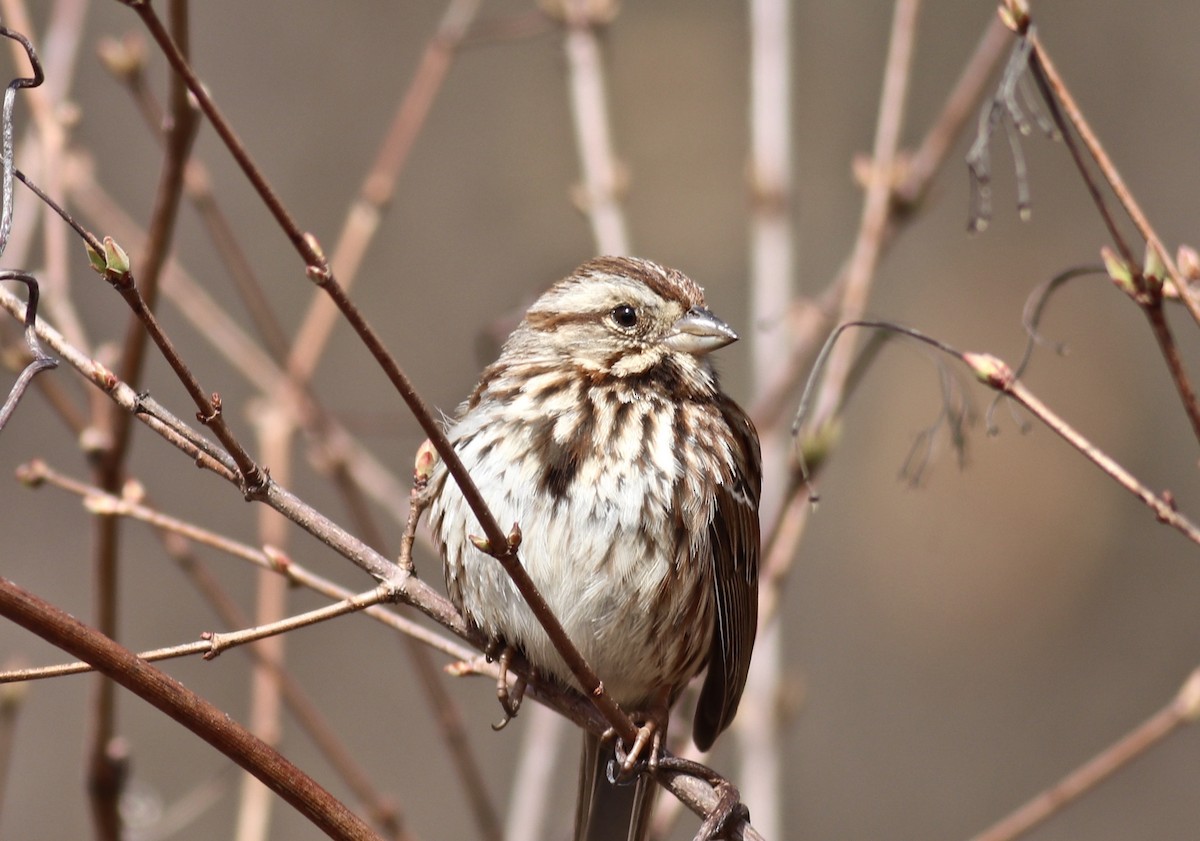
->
[490,644,527,731]
[603,706,667,783]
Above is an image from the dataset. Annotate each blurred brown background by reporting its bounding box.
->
[1,1,1199,839]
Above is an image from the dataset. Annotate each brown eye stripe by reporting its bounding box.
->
[524,309,601,332]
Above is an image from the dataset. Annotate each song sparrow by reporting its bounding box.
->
[427,256,761,841]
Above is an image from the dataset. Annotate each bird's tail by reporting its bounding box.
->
[574,731,657,841]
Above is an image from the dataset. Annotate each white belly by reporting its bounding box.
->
[430,386,710,706]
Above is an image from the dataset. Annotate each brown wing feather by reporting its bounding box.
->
[692,397,762,751]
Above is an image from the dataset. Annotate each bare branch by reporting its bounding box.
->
[0,576,386,841]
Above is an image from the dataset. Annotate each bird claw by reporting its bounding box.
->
[491,644,527,730]
[602,715,663,784]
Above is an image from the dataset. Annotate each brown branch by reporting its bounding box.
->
[964,350,1200,545]
[0,575,385,841]
[62,162,415,525]
[93,239,267,493]
[1142,288,1200,445]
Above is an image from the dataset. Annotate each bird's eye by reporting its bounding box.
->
[611,304,638,328]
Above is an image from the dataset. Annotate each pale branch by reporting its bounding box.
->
[557,0,630,256]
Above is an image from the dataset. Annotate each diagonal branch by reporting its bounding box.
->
[0,575,385,841]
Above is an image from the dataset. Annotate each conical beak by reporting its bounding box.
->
[663,307,739,355]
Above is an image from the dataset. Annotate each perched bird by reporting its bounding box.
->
[428,256,761,840]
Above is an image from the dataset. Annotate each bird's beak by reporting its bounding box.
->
[663,307,739,355]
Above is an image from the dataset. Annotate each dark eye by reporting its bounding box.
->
[611,304,638,328]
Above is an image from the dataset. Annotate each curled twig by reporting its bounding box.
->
[0,272,56,432]
[0,27,55,433]
[977,264,1102,432]
[0,24,43,258]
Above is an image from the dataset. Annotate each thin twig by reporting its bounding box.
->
[0,23,42,257]
[95,242,268,493]
[964,351,1200,545]
[61,165,415,525]
[10,458,451,654]
[0,271,56,431]
[0,587,391,678]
